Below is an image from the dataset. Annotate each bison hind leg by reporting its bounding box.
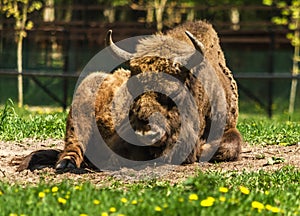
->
[199,128,242,162]
[210,128,242,162]
[13,149,61,172]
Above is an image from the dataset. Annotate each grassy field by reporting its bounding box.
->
[0,167,299,216]
[0,100,66,141]
[1,99,300,145]
[0,100,299,216]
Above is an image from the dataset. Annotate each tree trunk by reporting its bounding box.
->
[103,7,116,23]
[230,7,240,31]
[64,1,72,22]
[17,33,23,108]
[186,8,195,22]
[154,0,168,31]
[288,28,299,114]
[146,5,154,24]
[43,0,55,22]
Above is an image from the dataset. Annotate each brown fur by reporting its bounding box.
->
[17,20,242,171]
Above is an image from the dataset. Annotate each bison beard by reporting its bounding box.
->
[16,20,242,172]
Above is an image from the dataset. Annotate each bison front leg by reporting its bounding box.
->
[56,111,84,170]
[200,128,242,162]
[56,72,110,171]
[56,143,84,170]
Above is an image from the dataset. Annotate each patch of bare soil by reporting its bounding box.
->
[0,139,299,185]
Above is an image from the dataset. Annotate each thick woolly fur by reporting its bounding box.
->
[23,20,242,171]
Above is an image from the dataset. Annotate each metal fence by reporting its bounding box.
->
[0,4,298,116]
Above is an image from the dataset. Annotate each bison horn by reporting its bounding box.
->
[185,31,205,56]
[105,30,134,60]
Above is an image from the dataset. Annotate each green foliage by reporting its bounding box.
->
[0,167,299,215]
[0,0,43,33]
[203,0,262,6]
[0,99,66,141]
[263,0,300,46]
[97,0,129,7]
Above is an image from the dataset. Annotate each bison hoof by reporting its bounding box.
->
[55,159,76,171]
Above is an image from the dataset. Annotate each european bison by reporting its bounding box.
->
[17,20,242,171]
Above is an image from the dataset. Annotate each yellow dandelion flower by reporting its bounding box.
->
[65,194,70,199]
[93,199,100,205]
[101,212,108,216]
[58,197,67,205]
[200,197,215,207]
[109,207,117,213]
[79,214,88,216]
[252,201,264,211]
[178,197,184,202]
[154,206,162,212]
[239,186,250,195]
[38,192,46,198]
[189,193,199,201]
[131,199,138,205]
[74,185,82,190]
[121,197,128,203]
[219,196,226,202]
[265,204,273,211]
[264,190,270,195]
[219,187,229,193]
[117,214,125,216]
[52,186,59,193]
[0,190,3,196]
[207,197,215,202]
[265,204,281,213]
[9,214,18,216]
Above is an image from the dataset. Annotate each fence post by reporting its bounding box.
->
[63,29,70,111]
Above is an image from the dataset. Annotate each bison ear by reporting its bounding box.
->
[185,31,205,56]
[105,30,134,61]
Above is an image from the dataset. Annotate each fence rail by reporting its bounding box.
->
[0,69,299,117]
[1,70,300,80]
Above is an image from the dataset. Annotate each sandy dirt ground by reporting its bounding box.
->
[0,139,299,185]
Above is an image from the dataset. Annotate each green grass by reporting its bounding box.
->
[0,101,299,215]
[1,99,300,146]
[0,99,66,141]
[238,115,300,146]
[0,167,299,216]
